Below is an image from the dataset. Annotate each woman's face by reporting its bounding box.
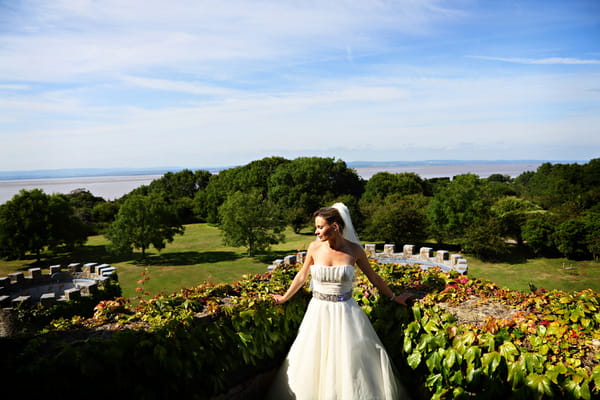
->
[314,216,336,241]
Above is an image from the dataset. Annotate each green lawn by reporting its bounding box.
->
[1,223,598,299]
[0,224,316,299]
[467,256,600,293]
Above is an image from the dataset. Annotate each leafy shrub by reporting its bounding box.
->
[1,263,598,399]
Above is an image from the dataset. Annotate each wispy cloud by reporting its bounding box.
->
[469,56,600,65]
[121,76,242,97]
[0,84,30,90]
[0,0,457,83]
[0,1,598,170]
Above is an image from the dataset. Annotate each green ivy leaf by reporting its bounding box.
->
[591,365,600,390]
[508,360,527,388]
[461,331,477,347]
[417,334,434,352]
[464,346,481,366]
[237,332,252,345]
[407,350,422,369]
[481,351,501,374]
[403,334,413,354]
[412,304,422,320]
[465,365,482,385]
[499,341,519,361]
[452,386,468,399]
[523,352,545,373]
[426,349,444,372]
[443,348,458,373]
[526,373,553,397]
[426,373,443,390]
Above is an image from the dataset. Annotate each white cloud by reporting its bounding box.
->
[0,1,598,170]
[121,75,242,97]
[0,84,31,90]
[0,0,460,82]
[469,56,600,65]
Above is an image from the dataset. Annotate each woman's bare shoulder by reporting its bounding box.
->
[307,239,322,252]
[347,240,365,254]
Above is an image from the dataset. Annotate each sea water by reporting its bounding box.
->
[0,162,542,204]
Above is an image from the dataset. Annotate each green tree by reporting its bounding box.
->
[66,188,106,225]
[491,196,543,244]
[426,174,490,243]
[361,172,428,202]
[461,216,508,261]
[582,212,600,260]
[361,193,429,246]
[553,219,588,259]
[47,193,88,252]
[522,215,556,256]
[91,201,120,232]
[0,189,86,261]
[268,157,363,231]
[196,157,289,223]
[218,190,286,256]
[521,162,586,212]
[128,169,213,224]
[106,194,184,257]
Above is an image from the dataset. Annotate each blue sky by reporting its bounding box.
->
[0,0,599,171]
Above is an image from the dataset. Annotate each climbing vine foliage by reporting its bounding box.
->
[2,263,599,399]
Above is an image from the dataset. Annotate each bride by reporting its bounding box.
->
[268,203,412,399]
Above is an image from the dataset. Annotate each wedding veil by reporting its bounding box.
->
[331,203,361,245]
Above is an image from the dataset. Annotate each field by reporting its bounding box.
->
[1,223,599,299]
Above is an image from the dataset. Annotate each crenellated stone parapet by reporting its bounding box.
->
[268,244,467,275]
[0,262,117,310]
[369,243,468,275]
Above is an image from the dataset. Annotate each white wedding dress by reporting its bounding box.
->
[267,264,406,399]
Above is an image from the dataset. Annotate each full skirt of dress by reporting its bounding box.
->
[267,295,405,399]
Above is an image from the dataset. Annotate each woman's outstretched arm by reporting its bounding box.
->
[272,242,315,304]
[354,244,413,306]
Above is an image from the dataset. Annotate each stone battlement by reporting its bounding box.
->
[0,262,117,309]
[268,243,467,275]
[365,243,467,274]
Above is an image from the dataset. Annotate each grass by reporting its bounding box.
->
[467,255,600,293]
[1,223,598,299]
[0,224,316,299]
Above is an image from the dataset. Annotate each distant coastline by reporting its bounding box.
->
[0,159,588,204]
[0,159,584,181]
[0,166,224,181]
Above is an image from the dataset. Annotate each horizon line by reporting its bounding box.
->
[0,158,591,181]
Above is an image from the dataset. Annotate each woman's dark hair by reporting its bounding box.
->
[313,207,345,232]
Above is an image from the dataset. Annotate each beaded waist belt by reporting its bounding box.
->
[312,290,353,302]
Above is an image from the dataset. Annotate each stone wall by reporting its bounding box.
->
[0,262,118,337]
[0,262,117,309]
[365,243,468,274]
[268,243,467,275]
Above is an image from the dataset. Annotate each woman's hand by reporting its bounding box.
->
[271,294,286,304]
[393,292,415,306]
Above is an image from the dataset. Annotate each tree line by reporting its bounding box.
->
[0,157,598,261]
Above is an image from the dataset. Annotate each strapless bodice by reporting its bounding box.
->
[310,264,354,296]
